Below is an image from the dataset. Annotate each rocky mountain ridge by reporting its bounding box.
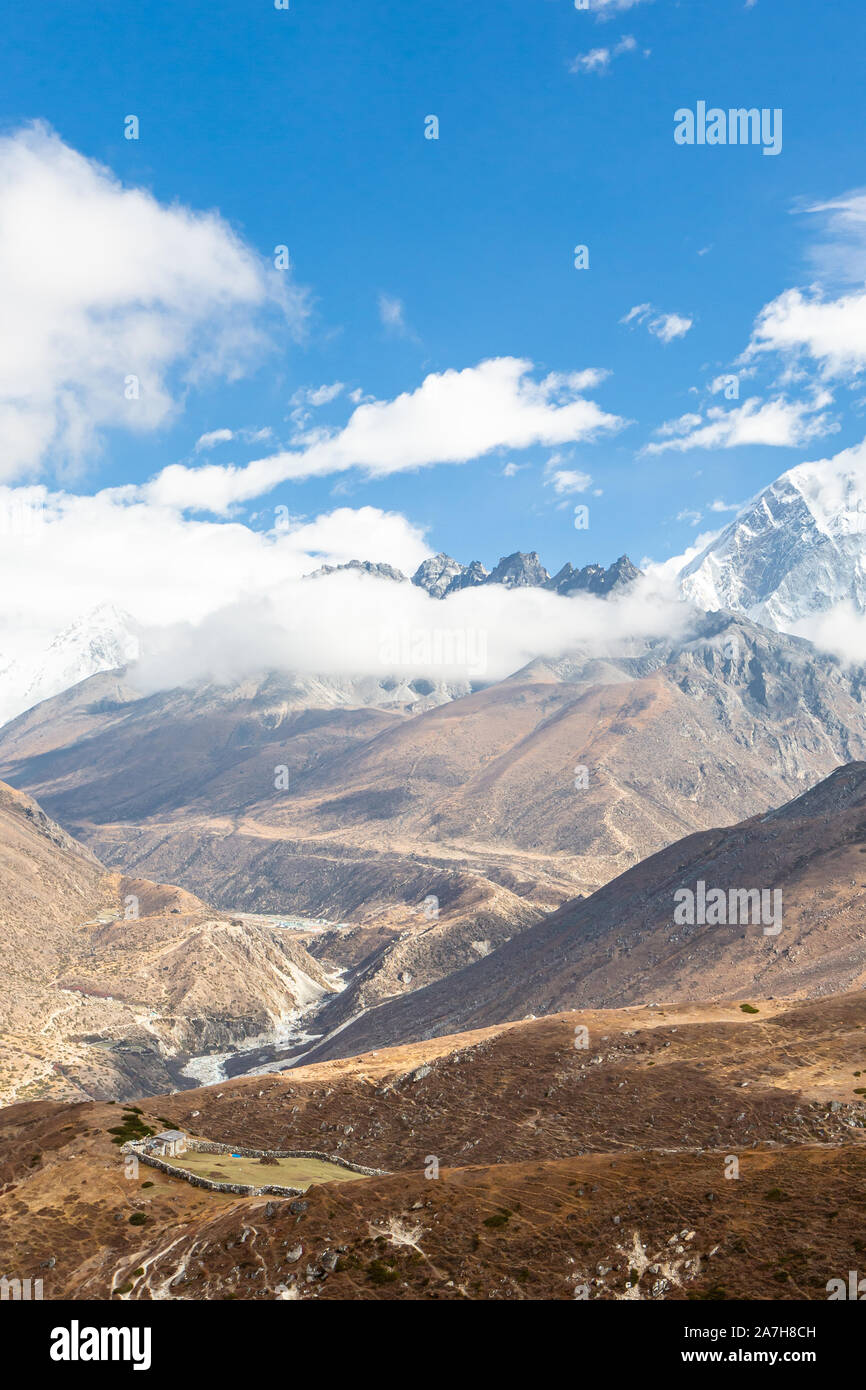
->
[310,550,642,598]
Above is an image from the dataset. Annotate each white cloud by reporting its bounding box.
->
[0,487,432,666]
[0,124,305,481]
[378,293,414,337]
[643,529,723,583]
[195,429,235,452]
[621,303,653,325]
[788,600,866,668]
[131,571,698,697]
[142,357,626,513]
[656,412,703,437]
[544,467,593,495]
[0,480,699,707]
[743,190,866,379]
[621,303,693,342]
[644,394,837,454]
[746,286,866,379]
[289,382,346,430]
[649,312,693,343]
[569,34,638,74]
[804,190,866,284]
[586,0,653,13]
[302,382,345,407]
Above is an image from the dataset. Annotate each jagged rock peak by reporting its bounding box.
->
[445,560,489,594]
[484,552,551,589]
[307,552,642,599]
[307,559,408,582]
[547,555,641,597]
[411,553,465,598]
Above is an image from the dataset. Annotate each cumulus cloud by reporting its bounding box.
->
[643,393,837,454]
[650,313,693,343]
[195,429,235,452]
[0,487,432,671]
[643,529,724,584]
[569,35,638,74]
[141,358,626,513]
[743,191,866,379]
[746,286,866,379]
[788,601,866,668]
[544,461,593,494]
[294,382,345,408]
[621,303,693,342]
[0,124,305,481]
[586,0,654,13]
[288,382,346,431]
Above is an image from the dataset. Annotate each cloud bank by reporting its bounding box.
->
[0,123,304,480]
[130,571,699,697]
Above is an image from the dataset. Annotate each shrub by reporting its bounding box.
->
[483,1213,509,1229]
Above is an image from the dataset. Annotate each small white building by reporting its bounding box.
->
[148,1130,187,1158]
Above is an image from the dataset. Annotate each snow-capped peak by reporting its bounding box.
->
[679,440,866,630]
[0,604,141,726]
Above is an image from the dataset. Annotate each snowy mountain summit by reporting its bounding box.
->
[0,604,140,726]
[679,442,866,629]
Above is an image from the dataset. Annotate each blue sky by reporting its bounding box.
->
[2,0,866,581]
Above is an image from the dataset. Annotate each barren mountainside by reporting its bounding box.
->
[2,991,865,1301]
[292,763,866,1063]
[0,780,338,1106]
[0,612,864,938]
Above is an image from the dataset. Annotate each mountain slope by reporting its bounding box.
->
[0,780,339,1105]
[3,991,865,1301]
[293,762,866,1063]
[2,611,863,922]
